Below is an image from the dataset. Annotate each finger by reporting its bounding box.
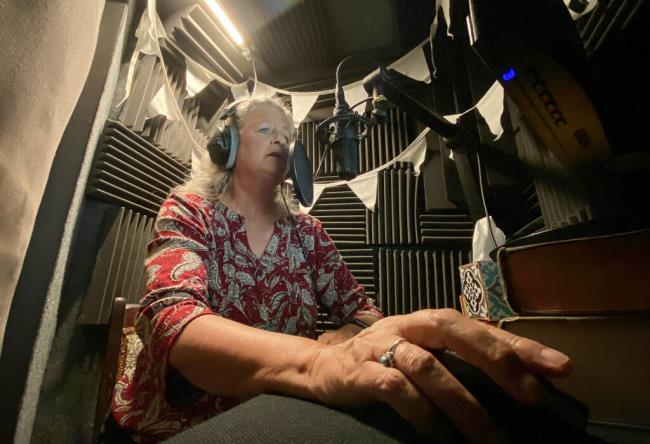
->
[393,341,507,444]
[488,326,572,376]
[398,310,544,403]
[396,310,569,373]
[355,361,448,438]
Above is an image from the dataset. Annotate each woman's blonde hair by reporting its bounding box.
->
[176,96,297,210]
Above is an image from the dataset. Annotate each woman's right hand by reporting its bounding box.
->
[307,309,572,443]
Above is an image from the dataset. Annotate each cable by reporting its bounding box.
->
[476,151,499,250]
[313,143,331,179]
[335,54,381,91]
[250,52,258,97]
[350,97,373,111]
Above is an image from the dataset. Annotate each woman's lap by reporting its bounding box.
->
[162,394,460,443]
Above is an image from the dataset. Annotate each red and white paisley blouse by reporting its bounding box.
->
[111,192,382,442]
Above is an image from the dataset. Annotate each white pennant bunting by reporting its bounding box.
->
[475,82,505,140]
[300,128,431,213]
[391,44,431,83]
[348,172,379,212]
[230,81,250,101]
[251,81,278,98]
[149,85,184,121]
[343,82,369,111]
[564,0,598,19]
[291,94,319,127]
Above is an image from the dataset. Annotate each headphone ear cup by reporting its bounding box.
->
[207,125,240,169]
[225,125,239,169]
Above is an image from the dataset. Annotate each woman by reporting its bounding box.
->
[110,97,571,443]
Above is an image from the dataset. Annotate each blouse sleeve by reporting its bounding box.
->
[135,193,218,372]
[307,217,383,325]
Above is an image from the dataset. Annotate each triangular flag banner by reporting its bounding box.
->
[301,128,431,213]
[475,81,505,140]
[348,172,380,212]
[150,85,183,121]
[251,81,278,98]
[394,131,429,174]
[291,93,319,127]
[344,82,369,111]
[444,113,462,124]
[391,44,431,83]
[564,0,598,19]
[121,0,214,166]
[444,113,464,161]
[118,0,164,105]
[301,183,327,213]
[231,81,250,101]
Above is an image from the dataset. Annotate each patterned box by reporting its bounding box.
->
[459,260,516,321]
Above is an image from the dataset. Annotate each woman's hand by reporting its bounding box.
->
[317,323,362,345]
[307,309,572,443]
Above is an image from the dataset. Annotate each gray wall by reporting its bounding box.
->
[0,1,135,442]
[0,0,104,355]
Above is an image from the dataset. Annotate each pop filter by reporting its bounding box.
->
[289,140,314,207]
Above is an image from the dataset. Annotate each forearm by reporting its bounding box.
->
[169,314,325,399]
[318,313,382,345]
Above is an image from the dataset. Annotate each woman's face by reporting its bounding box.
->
[235,104,292,184]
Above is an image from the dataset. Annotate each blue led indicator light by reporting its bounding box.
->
[501,68,516,81]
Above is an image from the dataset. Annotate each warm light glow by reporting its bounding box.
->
[204,0,245,46]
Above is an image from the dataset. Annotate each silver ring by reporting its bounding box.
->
[379,339,407,368]
[443,348,458,357]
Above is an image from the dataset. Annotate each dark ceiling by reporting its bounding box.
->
[159,0,435,91]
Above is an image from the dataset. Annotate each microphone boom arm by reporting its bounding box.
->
[362,67,486,221]
[363,68,460,139]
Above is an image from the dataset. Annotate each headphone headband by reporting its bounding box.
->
[220,97,252,121]
[220,103,238,120]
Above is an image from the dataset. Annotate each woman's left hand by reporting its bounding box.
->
[307,309,572,443]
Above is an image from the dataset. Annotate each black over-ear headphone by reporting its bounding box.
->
[207,100,298,176]
[207,103,240,170]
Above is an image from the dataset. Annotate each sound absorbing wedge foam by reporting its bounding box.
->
[119,54,162,132]
[117,43,209,166]
[79,207,156,324]
[338,248,376,300]
[163,5,248,84]
[377,247,471,316]
[418,210,473,244]
[87,120,191,216]
[365,166,419,245]
[576,0,643,55]
[309,185,367,245]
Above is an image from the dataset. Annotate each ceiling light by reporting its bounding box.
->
[204,0,245,46]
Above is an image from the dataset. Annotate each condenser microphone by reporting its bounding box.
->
[316,55,378,181]
[330,82,360,180]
